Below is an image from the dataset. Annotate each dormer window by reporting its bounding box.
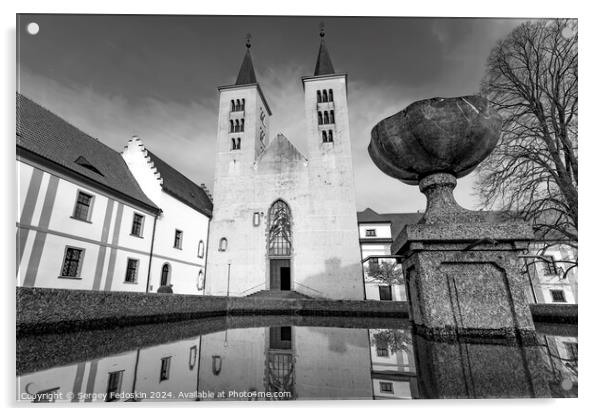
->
[75,156,103,176]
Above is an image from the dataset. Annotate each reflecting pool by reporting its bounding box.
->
[16,315,577,402]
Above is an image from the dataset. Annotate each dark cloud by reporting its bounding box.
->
[17,14,523,212]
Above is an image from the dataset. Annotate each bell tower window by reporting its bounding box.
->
[330,110,335,123]
[318,112,323,125]
[322,131,328,143]
[317,90,322,103]
[328,89,334,102]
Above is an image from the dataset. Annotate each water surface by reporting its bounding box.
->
[17,315,577,402]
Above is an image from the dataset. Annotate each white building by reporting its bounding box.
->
[205,32,364,299]
[357,208,421,301]
[122,138,212,294]
[369,328,417,399]
[16,93,212,295]
[357,207,577,305]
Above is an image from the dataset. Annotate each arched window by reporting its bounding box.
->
[322,131,328,143]
[197,269,205,291]
[317,112,323,125]
[231,100,235,112]
[198,240,205,258]
[330,110,335,123]
[323,112,329,124]
[317,90,322,103]
[160,263,170,286]
[328,130,333,142]
[241,98,245,110]
[236,137,241,150]
[235,119,240,132]
[219,237,228,252]
[268,200,292,256]
[236,99,241,111]
[328,89,334,102]
[231,138,236,150]
[229,120,234,132]
[322,89,328,101]
[240,119,245,132]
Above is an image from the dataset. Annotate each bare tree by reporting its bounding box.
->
[366,261,404,286]
[476,19,578,252]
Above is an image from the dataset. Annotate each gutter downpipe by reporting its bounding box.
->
[146,213,159,293]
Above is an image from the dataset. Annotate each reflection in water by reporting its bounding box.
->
[16,317,577,402]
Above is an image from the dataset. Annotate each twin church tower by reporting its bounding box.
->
[205,29,364,299]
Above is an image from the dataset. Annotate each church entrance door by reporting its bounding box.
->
[270,259,291,291]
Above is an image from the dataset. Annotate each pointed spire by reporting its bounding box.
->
[235,34,258,85]
[313,23,335,76]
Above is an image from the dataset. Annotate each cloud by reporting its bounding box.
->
[19,63,482,214]
[19,67,218,189]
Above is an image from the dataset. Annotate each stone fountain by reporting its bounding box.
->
[369,96,536,339]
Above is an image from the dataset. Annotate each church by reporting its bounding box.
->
[204,31,365,300]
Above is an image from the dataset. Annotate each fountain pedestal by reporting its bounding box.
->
[369,96,536,338]
[394,173,535,338]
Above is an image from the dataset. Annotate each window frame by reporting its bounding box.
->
[218,237,228,252]
[130,212,145,238]
[542,255,558,275]
[550,289,566,303]
[379,285,393,301]
[379,381,394,394]
[124,257,139,283]
[71,190,95,222]
[160,357,171,382]
[105,370,124,402]
[365,229,377,237]
[59,246,85,279]
[174,229,183,250]
[198,240,205,258]
[376,346,389,357]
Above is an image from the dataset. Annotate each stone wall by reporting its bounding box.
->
[16,287,408,335]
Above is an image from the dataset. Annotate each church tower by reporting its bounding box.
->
[205,31,364,300]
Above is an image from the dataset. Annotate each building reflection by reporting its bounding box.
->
[17,324,577,402]
[368,329,418,399]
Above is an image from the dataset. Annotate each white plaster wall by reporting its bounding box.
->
[17,159,154,292]
[148,192,209,294]
[360,237,405,301]
[372,379,412,399]
[359,223,392,239]
[198,328,266,400]
[135,337,201,401]
[295,327,373,400]
[87,352,138,402]
[122,139,210,295]
[18,363,80,403]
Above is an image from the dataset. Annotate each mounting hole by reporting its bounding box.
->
[26,22,40,35]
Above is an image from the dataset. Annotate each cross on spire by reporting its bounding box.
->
[313,22,335,76]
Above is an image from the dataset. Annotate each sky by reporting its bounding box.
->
[16,14,524,213]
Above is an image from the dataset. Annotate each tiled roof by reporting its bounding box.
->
[16,93,159,213]
[146,150,213,217]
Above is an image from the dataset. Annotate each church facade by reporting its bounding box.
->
[204,33,364,299]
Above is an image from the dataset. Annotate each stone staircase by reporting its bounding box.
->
[246,290,313,299]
